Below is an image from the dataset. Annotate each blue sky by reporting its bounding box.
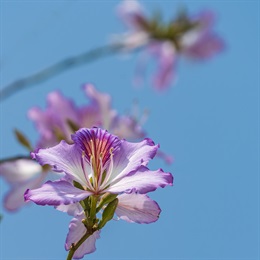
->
[0,0,259,260]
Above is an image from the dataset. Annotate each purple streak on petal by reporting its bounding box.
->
[116,193,161,224]
[106,166,173,194]
[32,140,87,186]
[24,180,92,206]
[106,138,159,185]
[72,128,121,167]
[65,213,100,259]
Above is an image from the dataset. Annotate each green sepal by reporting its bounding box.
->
[73,181,84,190]
[14,129,32,151]
[98,198,118,230]
[96,192,118,213]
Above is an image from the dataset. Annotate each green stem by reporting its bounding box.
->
[0,44,122,101]
[66,231,93,260]
[89,195,98,225]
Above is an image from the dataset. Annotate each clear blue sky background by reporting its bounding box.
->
[0,0,259,259]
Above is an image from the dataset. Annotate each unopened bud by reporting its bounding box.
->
[96,192,118,213]
[98,198,118,229]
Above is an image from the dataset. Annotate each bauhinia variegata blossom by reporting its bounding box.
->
[25,127,173,259]
[116,0,224,90]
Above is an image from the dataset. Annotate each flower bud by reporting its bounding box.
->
[96,192,118,213]
[98,198,118,229]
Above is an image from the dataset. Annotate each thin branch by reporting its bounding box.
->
[0,44,122,101]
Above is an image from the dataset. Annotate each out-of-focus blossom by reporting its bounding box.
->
[25,127,173,258]
[116,0,224,90]
[28,84,145,148]
[0,159,47,211]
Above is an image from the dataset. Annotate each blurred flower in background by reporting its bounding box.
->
[116,0,224,90]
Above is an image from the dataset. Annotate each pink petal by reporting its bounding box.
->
[65,213,100,259]
[55,203,83,216]
[116,193,161,224]
[32,140,87,186]
[24,180,92,206]
[107,166,173,194]
[152,41,176,91]
[106,138,159,185]
[82,84,115,130]
[117,0,146,30]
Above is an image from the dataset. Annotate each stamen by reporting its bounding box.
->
[97,156,104,188]
[80,152,94,191]
[100,148,114,190]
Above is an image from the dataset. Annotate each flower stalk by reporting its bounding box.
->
[66,230,94,260]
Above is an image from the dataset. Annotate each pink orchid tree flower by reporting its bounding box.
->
[25,127,173,259]
[116,0,224,90]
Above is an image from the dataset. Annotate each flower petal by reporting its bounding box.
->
[28,91,79,147]
[65,213,100,259]
[152,41,176,91]
[82,84,116,130]
[0,158,42,183]
[106,138,158,185]
[111,115,145,141]
[116,193,161,224]
[117,0,146,30]
[4,172,46,212]
[107,166,173,194]
[55,203,83,216]
[24,180,92,206]
[32,140,87,186]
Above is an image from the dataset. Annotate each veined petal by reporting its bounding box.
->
[65,213,100,259]
[72,127,121,172]
[0,158,42,183]
[106,166,173,194]
[116,193,161,224]
[32,140,87,186]
[24,180,92,206]
[105,138,158,185]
